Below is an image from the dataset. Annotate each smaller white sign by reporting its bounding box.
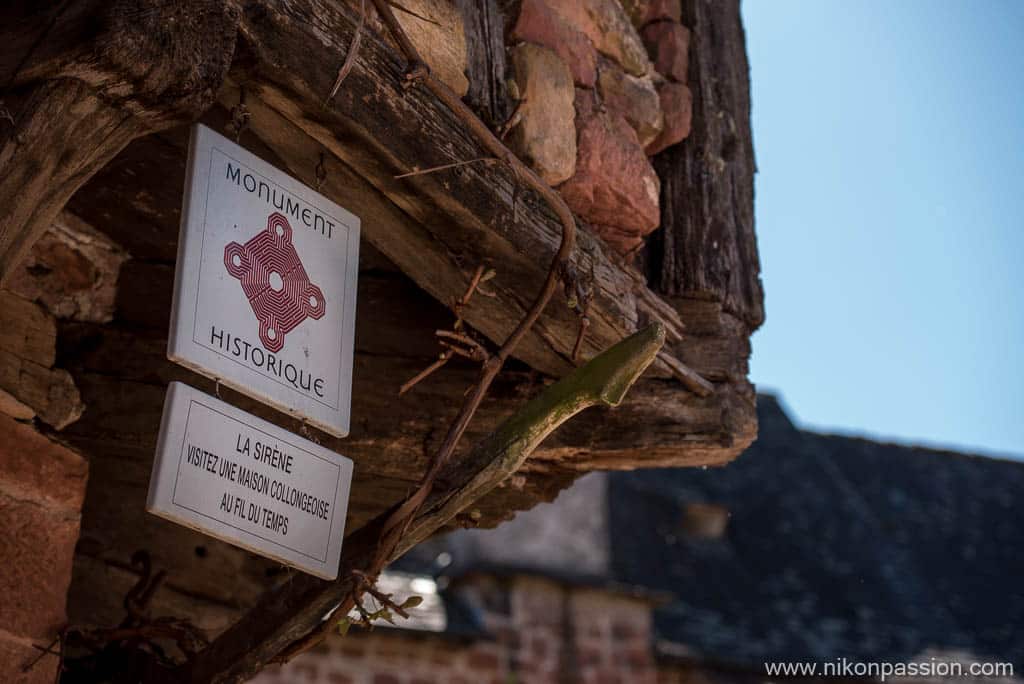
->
[169,124,360,437]
[147,382,353,580]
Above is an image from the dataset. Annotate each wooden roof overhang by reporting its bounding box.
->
[0,0,761,680]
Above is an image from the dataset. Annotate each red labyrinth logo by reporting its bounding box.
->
[224,212,326,353]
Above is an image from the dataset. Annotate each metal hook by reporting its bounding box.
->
[299,419,321,445]
[315,151,327,192]
[229,87,250,143]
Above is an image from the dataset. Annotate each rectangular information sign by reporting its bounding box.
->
[169,124,360,437]
[147,382,353,579]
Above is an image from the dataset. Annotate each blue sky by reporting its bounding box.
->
[741,1,1024,458]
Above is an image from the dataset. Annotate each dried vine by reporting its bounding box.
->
[399,264,492,395]
[24,551,208,679]
[271,0,581,661]
[184,322,664,682]
[365,0,576,573]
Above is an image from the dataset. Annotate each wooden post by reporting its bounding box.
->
[0,0,238,282]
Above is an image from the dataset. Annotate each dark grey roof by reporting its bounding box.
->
[608,395,1024,669]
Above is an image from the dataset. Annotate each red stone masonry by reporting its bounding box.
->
[559,96,662,254]
[507,0,695,257]
[513,0,599,87]
[0,414,88,683]
[641,22,690,83]
[252,631,510,684]
[254,575,658,684]
[647,82,693,155]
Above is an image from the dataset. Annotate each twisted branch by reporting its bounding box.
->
[237,0,583,664]
[361,0,578,582]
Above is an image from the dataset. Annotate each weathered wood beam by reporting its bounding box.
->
[648,0,764,329]
[0,0,238,282]
[61,327,747,502]
[180,323,665,684]
[231,0,650,378]
[59,258,751,634]
[0,78,141,283]
[457,0,512,129]
[63,334,744,481]
[60,261,748,484]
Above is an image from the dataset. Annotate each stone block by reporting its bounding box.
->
[598,65,664,148]
[6,212,127,324]
[646,82,692,155]
[510,43,578,186]
[327,673,354,684]
[512,0,598,87]
[559,91,661,254]
[642,21,690,82]
[0,292,55,367]
[547,0,652,77]
[0,352,83,430]
[467,645,502,672]
[0,494,80,636]
[0,638,58,684]
[0,414,87,512]
[0,389,34,421]
[621,0,682,28]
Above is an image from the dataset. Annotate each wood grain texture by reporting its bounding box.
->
[59,252,752,644]
[457,0,513,129]
[0,79,142,284]
[646,0,764,330]
[0,0,238,282]
[0,0,765,675]
[231,0,645,378]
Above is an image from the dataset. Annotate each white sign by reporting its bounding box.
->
[147,382,353,580]
[169,124,360,437]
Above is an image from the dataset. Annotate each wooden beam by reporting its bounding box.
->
[0,0,238,282]
[60,264,751,492]
[647,0,764,330]
[457,0,512,129]
[0,78,142,284]
[59,257,752,637]
[230,0,650,378]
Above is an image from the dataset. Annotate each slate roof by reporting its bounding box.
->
[608,395,1024,669]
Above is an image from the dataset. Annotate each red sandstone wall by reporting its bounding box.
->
[254,575,657,684]
[253,632,507,684]
[509,0,694,254]
[0,415,87,683]
[374,0,694,257]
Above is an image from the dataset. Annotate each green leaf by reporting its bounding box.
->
[401,595,424,610]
